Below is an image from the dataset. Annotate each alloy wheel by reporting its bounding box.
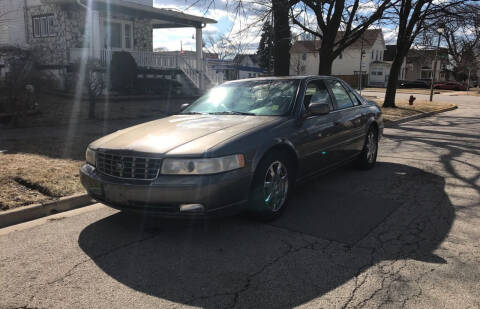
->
[263,161,289,212]
[366,131,378,163]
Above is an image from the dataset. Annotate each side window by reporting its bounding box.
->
[304,80,332,110]
[326,79,354,110]
[343,83,363,106]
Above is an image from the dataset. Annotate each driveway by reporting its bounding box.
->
[1,94,479,308]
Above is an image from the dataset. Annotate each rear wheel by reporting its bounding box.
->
[356,127,378,170]
[248,152,294,221]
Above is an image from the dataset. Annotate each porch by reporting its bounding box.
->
[69,48,223,89]
[64,0,218,91]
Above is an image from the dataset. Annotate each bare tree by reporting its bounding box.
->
[383,0,464,107]
[290,0,393,75]
[440,4,480,82]
[85,61,105,119]
[204,33,248,60]
[290,53,307,75]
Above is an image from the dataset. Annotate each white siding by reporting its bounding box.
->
[290,35,387,76]
[0,0,27,47]
[290,52,318,75]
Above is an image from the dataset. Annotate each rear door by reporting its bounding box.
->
[325,79,366,161]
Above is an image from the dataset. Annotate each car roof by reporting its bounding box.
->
[222,75,335,85]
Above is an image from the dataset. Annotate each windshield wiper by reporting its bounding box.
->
[209,111,256,116]
[180,111,208,115]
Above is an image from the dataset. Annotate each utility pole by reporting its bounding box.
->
[467,68,471,92]
[358,37,364,95]
[429,26,444,102]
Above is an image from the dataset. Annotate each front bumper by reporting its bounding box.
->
[80,164,252,217]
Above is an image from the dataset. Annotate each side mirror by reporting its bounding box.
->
[308,101,330,115]
[180,103,190,111]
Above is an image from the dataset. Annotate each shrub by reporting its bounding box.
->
[0,48,40,125]
[110,51,137,94]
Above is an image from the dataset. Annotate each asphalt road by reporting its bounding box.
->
[1,93,479,309]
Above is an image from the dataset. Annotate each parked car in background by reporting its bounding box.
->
[80,76,383,220]
[433,81,467,91]
[399,80,430,88]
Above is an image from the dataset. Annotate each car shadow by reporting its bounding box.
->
[78,162,454,308]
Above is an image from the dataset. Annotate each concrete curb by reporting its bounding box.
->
[384,105,458,127]
[0,193,94,228]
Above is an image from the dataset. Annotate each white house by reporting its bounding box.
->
[290,29,389,87]
[0,0,219,91]
[232,54,265,79]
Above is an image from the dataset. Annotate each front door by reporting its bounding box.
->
[296,79,345,177]
[102,19,133,51]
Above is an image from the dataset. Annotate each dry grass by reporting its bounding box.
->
[0,153,83,210]
[5,94,189,128]
[370,98,456,122]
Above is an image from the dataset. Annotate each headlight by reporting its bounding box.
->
[161,154,245,175]
[85,148,96,166]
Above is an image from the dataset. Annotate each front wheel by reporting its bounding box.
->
[248,152,294,221]
[356,127,378,170]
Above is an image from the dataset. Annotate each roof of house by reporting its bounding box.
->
[155,50,219,59]
[291,29,383,53]
[233,54,259,65]
[407,47,449,60]
[384,45,397,61]
[53,0,216,27]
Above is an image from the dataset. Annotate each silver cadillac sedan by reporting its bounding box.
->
[80,76,383,220]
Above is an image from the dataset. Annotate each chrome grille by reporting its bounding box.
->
[96,152,162,180]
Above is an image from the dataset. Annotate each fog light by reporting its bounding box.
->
[179,204,205,212]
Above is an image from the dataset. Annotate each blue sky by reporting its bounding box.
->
[152,1,235,51]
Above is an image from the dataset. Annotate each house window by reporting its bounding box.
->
[124,24,132,49]
[32,15,55,38]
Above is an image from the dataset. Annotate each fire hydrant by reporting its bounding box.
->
[409,95,416,105]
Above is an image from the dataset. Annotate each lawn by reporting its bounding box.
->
[371,97,457,122]
[0,153,83,210]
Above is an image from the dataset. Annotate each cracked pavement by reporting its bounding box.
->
[1,93,479,308]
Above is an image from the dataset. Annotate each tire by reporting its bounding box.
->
[248,151,294,221]
[356,126,379,170]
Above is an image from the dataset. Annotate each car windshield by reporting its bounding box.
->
[182,79,300,116]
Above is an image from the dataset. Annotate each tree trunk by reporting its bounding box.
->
[318,48,333,75]
[318,32,336,75]
[384,47,408,108]
[272,0,291,76]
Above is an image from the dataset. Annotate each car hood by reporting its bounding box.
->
[90,114,281,155]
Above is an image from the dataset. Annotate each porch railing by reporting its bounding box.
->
[69,48,222,90]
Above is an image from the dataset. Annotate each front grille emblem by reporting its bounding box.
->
[115,162,124,171]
